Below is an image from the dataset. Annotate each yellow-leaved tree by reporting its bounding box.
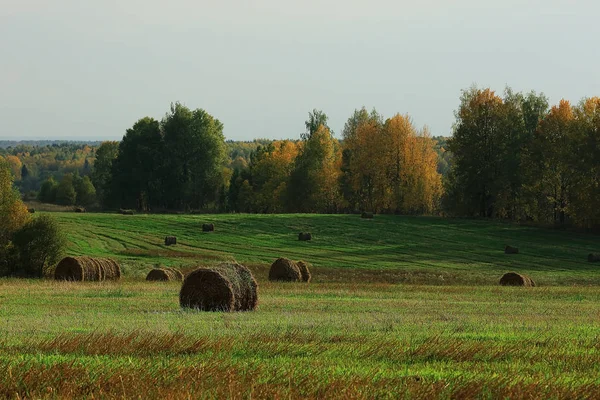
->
[0,156,31,274]
[342,110,442,214]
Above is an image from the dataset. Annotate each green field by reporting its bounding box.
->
[1,213,599,399]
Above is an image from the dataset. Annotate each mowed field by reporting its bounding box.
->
[1,213,600,399]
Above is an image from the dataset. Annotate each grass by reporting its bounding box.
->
[1,212,599,398]
[54,212,599,284]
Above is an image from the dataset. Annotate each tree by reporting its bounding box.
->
[55,173,77,206]
[21,164,30,180]
[91,141,119,207]
[247,141,299,213]
[111,117,163,210]
[570,97,600,229]
[303,109,331,140]
[289,124,341,213]
[10,215,65,277]
[38,176,58,204]
[341,108,386,212]
[446,87,506,217]
[384,115,442,214]
[161,103,226,210]
[0,158,30,244]
[77,176,97,206]
[0,158,30,275]
[5,155,22,180]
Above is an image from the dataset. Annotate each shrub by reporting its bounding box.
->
[10,215,66,277]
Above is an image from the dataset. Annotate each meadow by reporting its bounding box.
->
[1,213,599,399]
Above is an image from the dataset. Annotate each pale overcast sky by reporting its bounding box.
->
[1,0,598,140]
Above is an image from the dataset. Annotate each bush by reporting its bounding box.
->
[10,215,66,277]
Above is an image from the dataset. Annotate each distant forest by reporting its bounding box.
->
[2,85,599,230]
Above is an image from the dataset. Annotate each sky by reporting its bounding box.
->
[1,0,598,141]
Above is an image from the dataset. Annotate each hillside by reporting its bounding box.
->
[54,213,600,285]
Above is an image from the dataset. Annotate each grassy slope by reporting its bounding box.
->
[1,213,599,398]
[55,212,599,285]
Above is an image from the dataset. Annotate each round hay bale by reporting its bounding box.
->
[296,260,312,283]
[268,258,301,282]
[102,258,121,281]
[361,212,374,219]
[54,256,121,281]
[298,232,312,241]
[179,262,258,311]
[588,253,600,263]
[165,236,177,246]
[146,268,171,281]
[164,267,184,281]
[499,272,535,287]
[230,262,259,311]
[504,245,519,254]
[202,223,215,232]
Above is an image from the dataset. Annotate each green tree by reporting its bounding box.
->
[289,113,341,212]
[446,87,507,217]
[38,177,58,204]
[10,215,65,277]
[92,141,119,207]
[112,118,163,210]
[55,173,77,206]
[21,164,29,180]
[303,109,331,139]
[76,176,97,206]
[161,103,226,210]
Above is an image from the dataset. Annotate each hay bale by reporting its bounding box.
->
[74,207,86,213]
[504,245,519,254]
[102,258,121,280]
[230,262,259,310]
[165,236,177,246]
[499,272,535,287]
[146,268,171,281]
[298,232,312,241]
[120,209,135,215]
[165,267,184,281]
[268,257,301,282]
[27,208,35,214]
[180,262,258,311]
[361,212,374,219]
[588,253,600,262]
[296,260,312,283]
[202,223,215,232]
[54,256,121,281]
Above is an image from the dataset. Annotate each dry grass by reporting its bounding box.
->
[1,279,600,399]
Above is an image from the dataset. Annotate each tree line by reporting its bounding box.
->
[88,105,442,215]
[4,85,599,231]
[445,86,600,230]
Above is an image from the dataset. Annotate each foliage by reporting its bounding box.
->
[111,104,226,211]
[289,121,342,213]
[341,109,441,213]
[91,141,119,206]
[55,173,77,206]
[0,157,30,244]
[9,215,66,277]
[446,85,600,230]
[38,176,58,203]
